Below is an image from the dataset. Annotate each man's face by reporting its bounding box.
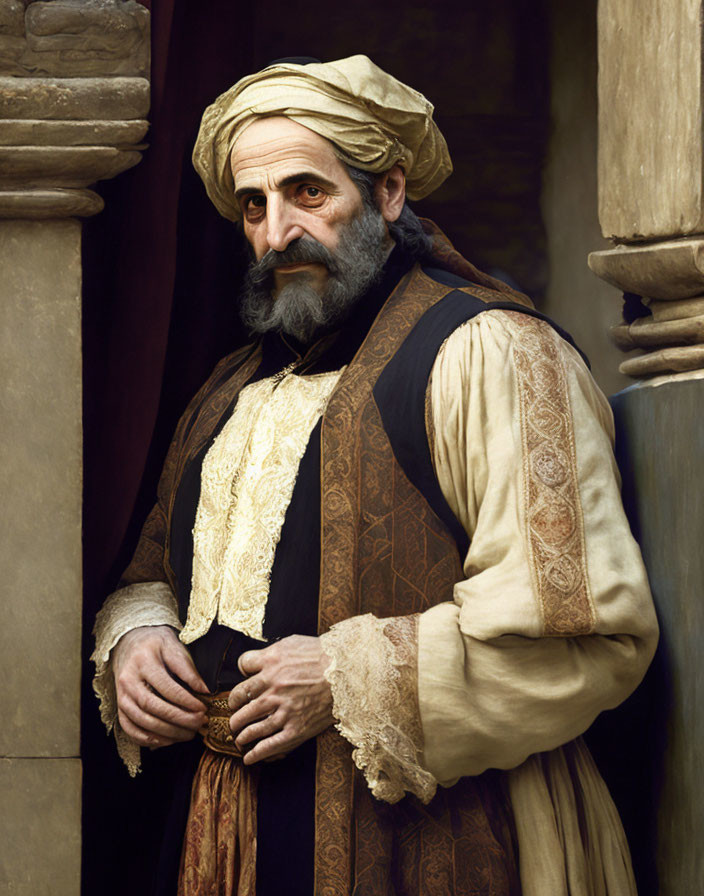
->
[230,117,368,296]
[230,117,392,343]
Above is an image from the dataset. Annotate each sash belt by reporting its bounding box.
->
[178,691,257,896]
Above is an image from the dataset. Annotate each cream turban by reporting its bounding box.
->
[192,55,452,221]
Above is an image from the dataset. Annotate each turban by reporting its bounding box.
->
[192,55,453,221]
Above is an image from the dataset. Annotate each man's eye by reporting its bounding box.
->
[300,186,325,204]
[241,195,266,217]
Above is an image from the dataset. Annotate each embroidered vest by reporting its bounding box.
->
[314,261,538,895]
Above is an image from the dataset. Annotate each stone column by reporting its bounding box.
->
[589,1,704,892]
[590,0,704,378]
[0,2,149,893]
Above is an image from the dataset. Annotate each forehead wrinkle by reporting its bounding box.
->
[231,135,348,193]
[234,154,329,188]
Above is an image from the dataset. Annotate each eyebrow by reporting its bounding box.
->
[234,171,337,201]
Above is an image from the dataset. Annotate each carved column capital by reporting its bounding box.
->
[589,238,704,376]
[0,0,149,218]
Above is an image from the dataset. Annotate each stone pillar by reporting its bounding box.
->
[589,0,704,378]
[589,1,704,892]
[0,2,149,893]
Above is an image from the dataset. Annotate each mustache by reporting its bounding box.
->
[247,237,338,285]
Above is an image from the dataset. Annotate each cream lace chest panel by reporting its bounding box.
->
[180,367,344,644]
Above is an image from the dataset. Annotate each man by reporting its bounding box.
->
[93,55,658,895]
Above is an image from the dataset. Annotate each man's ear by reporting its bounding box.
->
[374,165,406,223]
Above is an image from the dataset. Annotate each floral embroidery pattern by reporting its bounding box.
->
[505,311,595,636]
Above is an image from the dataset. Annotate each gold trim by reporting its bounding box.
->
[506,311,595,635]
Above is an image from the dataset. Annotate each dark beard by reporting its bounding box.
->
[240,204,389,344]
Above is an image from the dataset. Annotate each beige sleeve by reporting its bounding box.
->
[91,581,182,776]
[420,309,658,784]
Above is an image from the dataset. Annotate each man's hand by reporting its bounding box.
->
[113,625,208,749]
[228,635,334,765]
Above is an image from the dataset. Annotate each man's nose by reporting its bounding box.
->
[265,197,304,253]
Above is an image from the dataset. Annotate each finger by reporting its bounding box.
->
[116,667,204,722]
[133,684,206,730]
[161,641,209,694]
[235,712,282,750]
[243,729,296,766]
[121,694,202,741]
[229,696,276,736]
[228,674,265,712]
[144,663,208,713]
[118,708,175,749]
[238,648,267,676]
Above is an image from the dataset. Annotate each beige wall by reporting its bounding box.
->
[542,0,628,397]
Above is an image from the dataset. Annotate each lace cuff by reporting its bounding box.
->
[320,613,437,805]
[91,581,182,776]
